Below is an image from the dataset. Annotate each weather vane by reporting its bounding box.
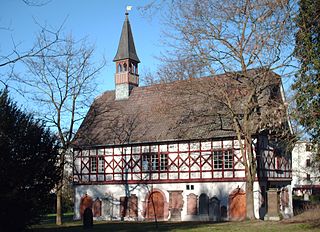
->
[126,5,133,14]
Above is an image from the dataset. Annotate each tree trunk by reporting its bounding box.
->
[56,185,62,225]
[56,150,65,225]
[244,133,257,220]
[246,178,255,220]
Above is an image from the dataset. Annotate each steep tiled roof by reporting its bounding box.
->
[113,13,140,63]
[73,70,282,148]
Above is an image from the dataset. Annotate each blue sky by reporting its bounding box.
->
[1,0,295,108]
[0,0,162,96]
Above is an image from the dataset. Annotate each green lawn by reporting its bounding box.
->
[30,219,320,232]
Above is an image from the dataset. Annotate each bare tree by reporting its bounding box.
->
[141,0,296,219]
[14,33,105,225]
[22,0,52,6]
[141,53,206,85]
[0,0,62,71]
[0,21,68,101]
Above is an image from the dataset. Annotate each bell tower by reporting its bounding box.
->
[113,12,140,100]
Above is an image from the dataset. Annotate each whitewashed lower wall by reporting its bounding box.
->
[73,180,290,221]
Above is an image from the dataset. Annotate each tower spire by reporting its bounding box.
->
[114,12,140,100]
[113,11,140,63]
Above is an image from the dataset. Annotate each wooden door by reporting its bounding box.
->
[80,195,93,218]
[93,198,102,217]
[229,189,246,220]
[147,191,164,220]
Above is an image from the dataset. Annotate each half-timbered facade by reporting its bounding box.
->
[72,12,293,221]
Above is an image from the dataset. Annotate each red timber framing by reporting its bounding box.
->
[73,139,291,185]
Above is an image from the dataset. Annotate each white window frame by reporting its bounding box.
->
[213,151,223,169]
[98,156,104,173]
[224,150,233,169]
[90,157,97,172]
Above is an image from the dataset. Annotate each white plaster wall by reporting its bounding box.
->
[74,181,272,221]
[292,142,320,188]
[115,83,129,100]
[74,181,294,221]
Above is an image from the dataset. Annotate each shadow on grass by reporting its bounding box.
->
[39,214,74,225]
[29,221,226,232]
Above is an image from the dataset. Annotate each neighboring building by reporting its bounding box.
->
[72,12,293,221]
[292,141,320,196]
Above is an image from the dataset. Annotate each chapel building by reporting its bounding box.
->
[72,12,293,221]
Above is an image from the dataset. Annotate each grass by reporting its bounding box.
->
[29,210,320,232]
[29,220,320,232]
[39,213,74,225]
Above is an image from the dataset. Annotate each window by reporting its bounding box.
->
[306,159,311,167]
[118,64,122,73]
[186,184,194,190]
[135,64,138,74]
[142,155,149,171]
[214,151,223,169]
[90,157,97,172]
[214,150,233,169]
[151,153,159,170]
[142,153,168,171]
[98,157,104,173]
[306,144,312,152]
[130,63,135,74]
[224,150,233,169]
[160,153,168,171]
[306,173,311,181]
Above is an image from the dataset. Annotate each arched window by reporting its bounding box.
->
[129,63,133,73]
[123,63,127,71]
[134,64,138,74]
[118,64,122,73]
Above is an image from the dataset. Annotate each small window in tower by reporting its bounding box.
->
[118,64,122,73]
[134,64,138,74]
[123,63,127,71]
[306,144,312,151]
[130,63,133,73]
[186,185,190,190]
[306,173,311,181]
[306,159,311,167]
[190,185,194,190]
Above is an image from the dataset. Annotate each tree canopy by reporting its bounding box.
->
[293,0,320,144]
[0,90,60,232]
